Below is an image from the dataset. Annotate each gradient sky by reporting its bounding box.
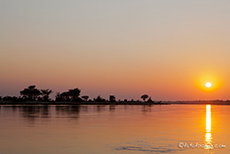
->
[1,0,230,101]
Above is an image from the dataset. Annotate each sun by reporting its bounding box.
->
[205,82,212,88]
[196,74,221,92]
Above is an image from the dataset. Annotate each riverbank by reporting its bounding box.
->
[1,100,230,105]
[0,101,169,105]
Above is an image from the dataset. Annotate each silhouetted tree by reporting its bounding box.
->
[94,96,105,102]
[3,96,18,102]
[41,89,53,101]
[55,92,62,102]
[141,94,149,102]
[109,95,116,102]
[60,92,70,101]
[81,95,89,101]
[55,88,82,102]
[68,88,81,102]
[20,85,41,101]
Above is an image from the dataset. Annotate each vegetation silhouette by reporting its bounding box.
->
[20,85,41,101]
[68,88,81,102]
[55,88,82,102]
[81,95,89,101]
[94,96,106,102]
[41,89,53,101]
[0,85,166,105]
[109,95,116,102]
[141,94,149,102]
[2,96,18,102]
[2,85,229,105]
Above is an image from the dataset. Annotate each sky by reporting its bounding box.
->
[1,0,230,101]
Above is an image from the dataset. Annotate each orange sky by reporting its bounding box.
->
[1,1,230,100]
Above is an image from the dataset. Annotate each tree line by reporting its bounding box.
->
[0,85,155,103]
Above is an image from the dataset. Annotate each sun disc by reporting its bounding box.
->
[206,82,212,88]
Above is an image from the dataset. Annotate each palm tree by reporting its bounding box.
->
[141,94,149,102]
[41,89,53,101]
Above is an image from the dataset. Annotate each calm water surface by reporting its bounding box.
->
[0,104,229,154]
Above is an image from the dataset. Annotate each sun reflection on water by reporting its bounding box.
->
[205,105,213,150]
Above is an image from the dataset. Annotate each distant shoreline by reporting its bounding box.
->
[169,101,230,105]
[1,101,230,105]
[0,101,168,105]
